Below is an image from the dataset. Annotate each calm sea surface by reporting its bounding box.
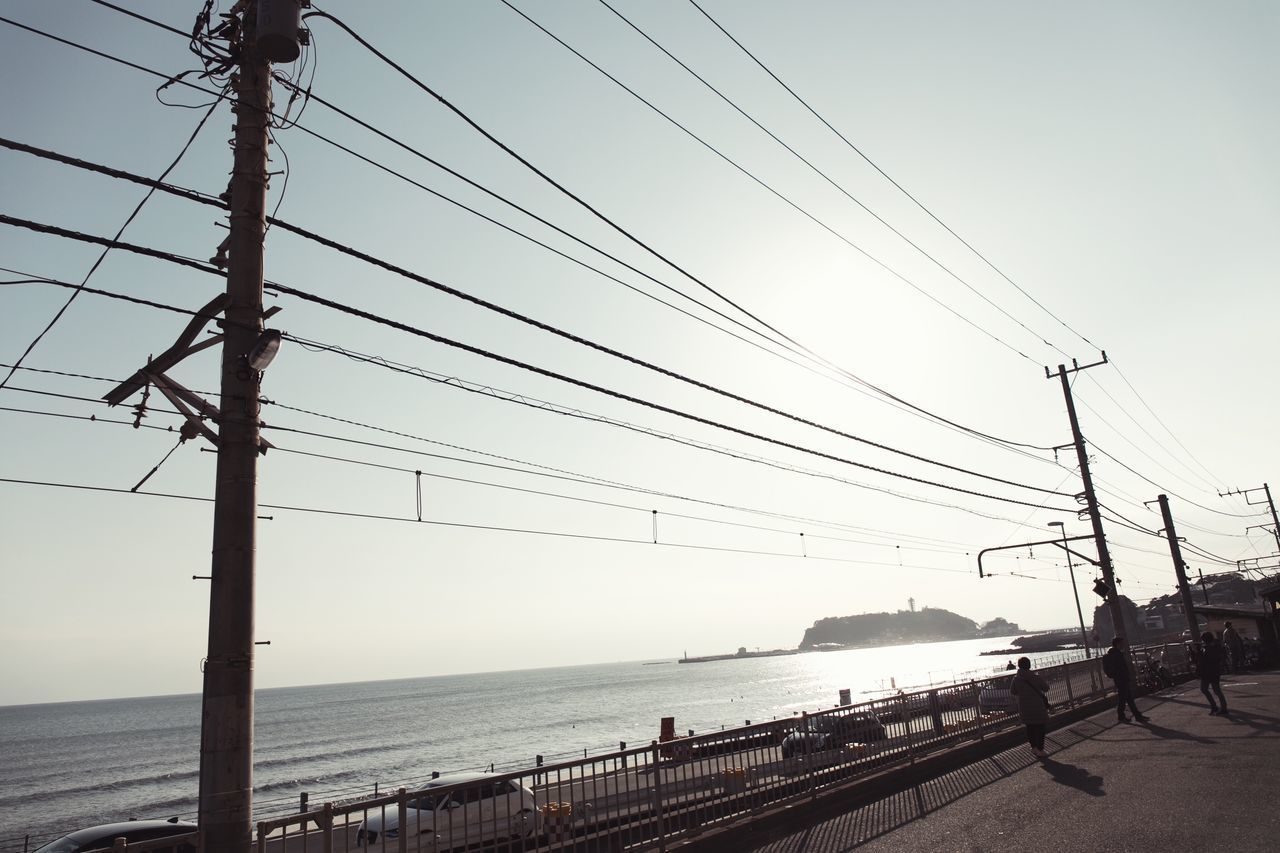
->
[0,637,1082,845]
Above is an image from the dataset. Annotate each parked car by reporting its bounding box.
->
[977,676,1019,714]
[780,711,887,758]
[33,819,197,853]
[356,772,538,849]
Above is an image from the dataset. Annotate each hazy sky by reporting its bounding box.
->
[1,1,1277,706]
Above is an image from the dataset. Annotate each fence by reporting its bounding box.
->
[8,646,1188,853]
[245,646,1188,853]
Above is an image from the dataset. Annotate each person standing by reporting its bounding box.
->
[1009,657,1051,758]
[1198,631,1230,716]
[1102,636,1148,723]
[1221,622,1245,673]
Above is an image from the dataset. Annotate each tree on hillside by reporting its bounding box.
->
[979,617,1021,636]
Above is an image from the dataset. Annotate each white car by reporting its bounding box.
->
[356,772,539,849]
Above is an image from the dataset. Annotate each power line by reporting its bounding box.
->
[0,137,1064,480]
[1081,371,1221,494]
[594,0,1071,359]
[684,0,1100,356]
[0,93,224,390]
[7,10,1060,459]
[0,268,1060,528]
[0,214,1073,511]
[488,0,1038,365]
[1107,357,1231,491]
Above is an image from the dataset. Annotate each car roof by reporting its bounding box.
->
[423,771,494,788]
[40,820,195,849]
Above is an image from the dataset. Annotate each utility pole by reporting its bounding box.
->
[1154,494,1202,652]
[1222,483,1280,554]
[1048,356,1130,664]
[197,2,296,848]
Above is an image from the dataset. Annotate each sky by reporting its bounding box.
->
[1,0,1277,706]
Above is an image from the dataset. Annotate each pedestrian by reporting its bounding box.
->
[1197,631,1229,717]
[1005,659,1017,671]
[1102,636,1148,723]
[1221,621,1245,673]
[1009,656,1051,758]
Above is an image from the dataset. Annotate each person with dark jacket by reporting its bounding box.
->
[1198,631,1229,716]
[1222,622,1245,673]
[1103,636,1148,723]
[1008,657,1051,757]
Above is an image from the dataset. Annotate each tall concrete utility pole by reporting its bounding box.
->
[197,3,283,848]
[1155,494,1202,652]
[1048,358,1130,663]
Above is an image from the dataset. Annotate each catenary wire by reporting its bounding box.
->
[0,477,975,575]
[0,401,973,555]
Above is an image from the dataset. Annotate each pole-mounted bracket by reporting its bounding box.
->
[102,293,277,454]
[977,534,1098,578]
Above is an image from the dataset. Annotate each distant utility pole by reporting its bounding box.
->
[1047,356,1130,662]
[1152,494,1202,651]
[1221,482,1280,553]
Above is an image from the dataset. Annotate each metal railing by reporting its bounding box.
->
[245,648,1188,853]
[6,647,1187,853]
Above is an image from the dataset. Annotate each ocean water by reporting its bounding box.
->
[0,637,1080,845]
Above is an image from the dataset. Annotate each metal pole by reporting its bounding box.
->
[1156,494,1202,654]
[197,7,271,850]
[1050,521,1091,658]
[1054,365,1130,669]
[1264,483,1280,553]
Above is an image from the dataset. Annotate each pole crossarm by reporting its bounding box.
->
[103,293,229,406]
[976,534,1097,577]
[1043,352,1108,379]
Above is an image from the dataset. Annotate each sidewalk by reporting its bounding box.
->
[702,671,1280,852]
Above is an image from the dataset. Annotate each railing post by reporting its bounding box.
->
[255,820,267,853]
[300,791,308,816]
[1064,663,1076,707]
[899,696,915,764]
[620,741,627,769]
[322,802,334,853]
[970,681,984,739]
[798,712,817,798]
[650,741,666,851]
[397,788,408,853]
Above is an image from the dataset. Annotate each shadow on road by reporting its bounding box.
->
[1039,757,1104,796]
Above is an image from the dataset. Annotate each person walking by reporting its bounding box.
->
[1198,631,1230,716]
[1102,636,1148,723]
[1009,657,1051,758]
[1221,621,1245,673]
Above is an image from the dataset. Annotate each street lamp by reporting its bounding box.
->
[1049,521,1092,658]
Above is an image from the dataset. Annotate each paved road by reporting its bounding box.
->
[742,671,1280,853]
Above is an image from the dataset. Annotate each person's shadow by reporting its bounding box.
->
[1039,757,1105,796]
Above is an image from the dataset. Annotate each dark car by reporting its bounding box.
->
[780,711,887,758]
[33,819,197,853]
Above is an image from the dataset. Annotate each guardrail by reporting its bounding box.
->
[246,646,1188,853]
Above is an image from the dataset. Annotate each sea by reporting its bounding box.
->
[0,637,1083,846]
